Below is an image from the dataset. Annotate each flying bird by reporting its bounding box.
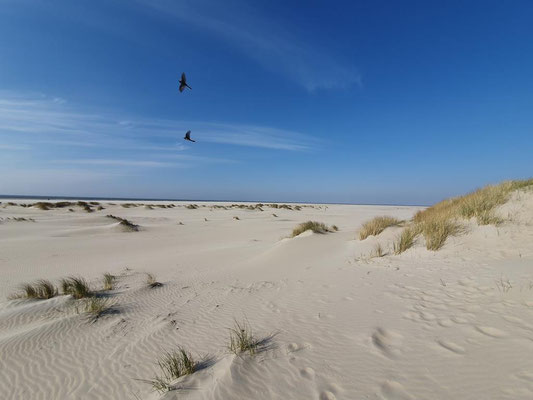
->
[184,130,196,142]
[179,72,192,92]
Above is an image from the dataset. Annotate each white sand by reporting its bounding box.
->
[1,194,532,399]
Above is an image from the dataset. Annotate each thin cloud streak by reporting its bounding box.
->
[136,0,360,91]
[52,159,183,168]
[0,93,318,152]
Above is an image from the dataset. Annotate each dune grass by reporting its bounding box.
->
[411,179,533,250]
[146,273,162,288]
[106,214,139,231]
[415,179,533,227]
[229,319,258,355]
[60,276,91,299]
[148,348,197,393]
[33,202,53,210]
[16,280,57,299]
[393,227,418,255]
[371,242,386,258]
[103,273,115,291]
[119,219,139,232]
[359,179,533,254]
[358,216,402,240]
[82,297,113,320]
[418,219,462,251]
[291,221,333,237]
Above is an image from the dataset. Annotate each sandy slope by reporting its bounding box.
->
[0,195,532,400]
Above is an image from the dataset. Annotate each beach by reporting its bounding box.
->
[1,194,532,399]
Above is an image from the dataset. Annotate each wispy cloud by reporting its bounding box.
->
[52,159,182,168]
[136,0,360,91]
[0,92,317,152]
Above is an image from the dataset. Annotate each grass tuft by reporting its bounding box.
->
[148,348,197,393]
[419,218,462,251]
[358,216,402,240]
[81,297,113,320]
[371,242,386,258]
[291,221,332,237]
[103,273,115,291]
[146,273,162,288]
[393,227,418,255]
[229,319,258,355]
[15,280,57,299]
[60,276,91,299]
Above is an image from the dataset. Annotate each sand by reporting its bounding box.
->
[0,194,532,399]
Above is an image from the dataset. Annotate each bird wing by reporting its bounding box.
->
[181,72,186,82]
[179,84,185,92]
[185,130,191,139]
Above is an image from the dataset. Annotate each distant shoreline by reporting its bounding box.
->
[0,194,427,207]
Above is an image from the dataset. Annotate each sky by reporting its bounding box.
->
[0,0,532,204]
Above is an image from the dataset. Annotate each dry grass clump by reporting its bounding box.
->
[15,280,57,299]
[418,219,462,251]
[186,204,198,209]
[12,217,35,222]
[393,227,418,255]
[55,201,75,208]
[103,273,115,290]
[146,273,162,288]
[415,179,533,226]
[106,215,139,231]
[148,348,197,393]
[81,297,113,320]
[410,179,533,250]
[229,319,258,355]
[358,216,402,240]
[119,219,139,232]
[291,221,334,237]
[33,202,54,210]
[233,216,240,220]
[371,242,386,258]
[61,276,91,299]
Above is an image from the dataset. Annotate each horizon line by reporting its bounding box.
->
[0,194,429,208]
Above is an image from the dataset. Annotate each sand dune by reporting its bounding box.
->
[1,192,533,399]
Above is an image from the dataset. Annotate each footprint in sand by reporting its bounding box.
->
[437,318,454,327]
[503,315,533,330]
[380,380,414,400]
[319,391,336,400]
[372,328,403,358]
[475,326,508,338]
[436,339,466,354]
[300,367,315,379]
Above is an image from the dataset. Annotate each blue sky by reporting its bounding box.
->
[1,0,532,204]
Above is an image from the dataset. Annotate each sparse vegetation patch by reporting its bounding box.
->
[61,276,91,299]
[393,227,417,255]
[291,221,336,237]
[359,216,402,240]
[13,280,57,299]
[229,319,259,355]
[103,273,115,291]
[147,348,198,393]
